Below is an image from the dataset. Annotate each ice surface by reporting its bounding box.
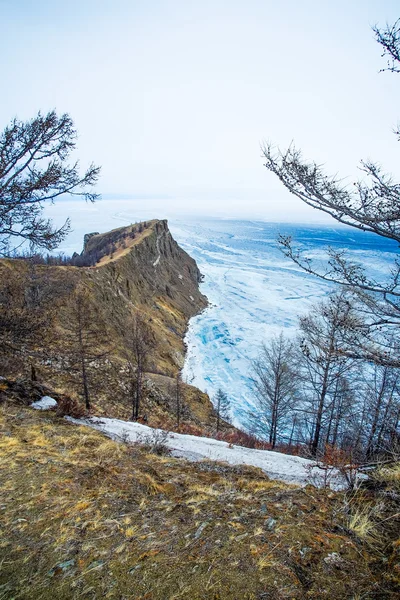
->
[66,415,345,488]
[169,219,398,428]
[31,396,57,410]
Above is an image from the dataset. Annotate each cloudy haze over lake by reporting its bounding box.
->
[1,0,399,221]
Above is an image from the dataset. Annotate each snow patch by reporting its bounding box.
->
[153,230,165,267]
[65,416,345,488]
[32,396,57,410]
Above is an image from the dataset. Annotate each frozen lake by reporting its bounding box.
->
[44,201,398,428]
[170,219,398,426]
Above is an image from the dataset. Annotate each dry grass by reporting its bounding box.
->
[1,218,210,438]
[377,463,400,485]
[95,224,155,267]
[0,404,399,599]
[348,506,380,543]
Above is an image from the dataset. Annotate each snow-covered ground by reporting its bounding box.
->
[66,415,346,488]
[31,396,58,410]
[29,397,355,489]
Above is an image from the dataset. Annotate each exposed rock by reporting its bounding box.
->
[324,552,346,569]
[83,232,100,253]
[0,379,66,407]
[0,220,213,430]
[265,517,277,531]
[194,521,208,539]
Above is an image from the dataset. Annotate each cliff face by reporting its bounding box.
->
[77,220,207,373]
[85,219,206,352]
[0,220,216,430]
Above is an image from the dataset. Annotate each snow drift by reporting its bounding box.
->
[66,415,346,488]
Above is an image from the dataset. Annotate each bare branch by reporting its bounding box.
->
[0,111,101,255]
[263,143,400,243]
[373,19,400,73]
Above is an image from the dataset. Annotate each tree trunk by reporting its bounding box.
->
[325,378,339,448]
[130,376,136,421]
[81,356,90,410]
[288,416,297,447]
[176,374,181,429]
[366,370,387,458]
[311,369,330,456]
[78,324,90,410]
[133,368,142,421]
[270,373,279,449]
[376,378,397,451]
[30,364,37,382]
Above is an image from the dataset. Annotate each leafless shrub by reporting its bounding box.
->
[56,396,86,419]
[135,429,171,456]
[305,461,339,489]
[306,445,363,490]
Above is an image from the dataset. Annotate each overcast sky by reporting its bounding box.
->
[1,0,399,221]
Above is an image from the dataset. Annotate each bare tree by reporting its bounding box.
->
[262,143,400,361]
[0,261,60,376]
[298,292,358,456]
[176,372,182,428]
[362,361,400,458]
[121,311,154,421]
[373,18,400,74]
[0,110,100,256]
[248,333,297,448]
[215,388,230,432]
[62,286,110,410]
[261,19,400,366]
[323,376,356,450]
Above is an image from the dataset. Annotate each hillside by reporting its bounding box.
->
[1,221,399,599]
[0,220,225,433]
[1,403,399,599]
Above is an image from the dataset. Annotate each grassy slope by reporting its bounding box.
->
[0,220,219,434]
[88,222,156,266]
[1,404,399,600]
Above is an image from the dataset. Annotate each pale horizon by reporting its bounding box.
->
[2,0,399,221]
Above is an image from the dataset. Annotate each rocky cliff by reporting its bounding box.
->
[0,220,220,430]
[79,219,207,373]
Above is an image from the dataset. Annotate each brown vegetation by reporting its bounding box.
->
[0,220,219,434]
[0,400,399,599]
